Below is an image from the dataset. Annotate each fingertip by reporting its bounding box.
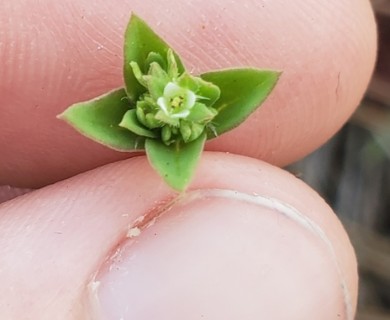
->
[96,188,356,319]
[0,153,357,319]
[0,0,377,187]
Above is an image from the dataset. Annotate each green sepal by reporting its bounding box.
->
[129,61,148,88]
[124,14,185,102]
[145,52,166,70]
[167,49,179,79]
[145,133,206,191]
[179,121,205,143]
[58,88,145,151]
[177,73,199,91]
[201,69,281,137]
[177,73,221,107]
[119,109,158,138]
[145,62,170,99]
[155,110,180,127]
[187,103,218,123]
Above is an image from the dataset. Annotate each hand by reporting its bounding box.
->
[0,0,376,319]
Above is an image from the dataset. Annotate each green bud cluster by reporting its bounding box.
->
[122,49,220,145]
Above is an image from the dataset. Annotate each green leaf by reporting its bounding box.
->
[119,109,158,138]
[201,69,280,137]
[58,89,145,151]
[124,14,185,102]
[145,133,206,191]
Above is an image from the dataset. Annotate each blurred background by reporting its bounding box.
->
[0,1,388,319]
[289,1,390,319]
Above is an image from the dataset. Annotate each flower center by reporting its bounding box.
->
[170,96,184,109]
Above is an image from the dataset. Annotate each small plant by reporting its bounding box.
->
[58,14,280,191]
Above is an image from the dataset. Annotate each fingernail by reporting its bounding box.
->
[89,190,351,320]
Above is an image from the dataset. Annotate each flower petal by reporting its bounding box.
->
[164,82,182,97]
[157,97,169,115]
[183,90,196,109]
[171,110,190,118]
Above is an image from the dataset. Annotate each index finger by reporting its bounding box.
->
[0,0,377,187]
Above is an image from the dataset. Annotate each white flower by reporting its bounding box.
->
[157,82,196,119]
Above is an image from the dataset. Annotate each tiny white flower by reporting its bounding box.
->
[157,82,196,119]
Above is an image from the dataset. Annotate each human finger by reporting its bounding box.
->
[0,0,377,187]
[0,153,357,319]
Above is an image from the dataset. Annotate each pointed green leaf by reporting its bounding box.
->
[58,89,145,151]
[119,109,158,138]
[201,69,281,137]
[145,133,206,191]
[124,14,185,102]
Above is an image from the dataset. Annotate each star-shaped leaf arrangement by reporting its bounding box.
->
[58,14,280,191]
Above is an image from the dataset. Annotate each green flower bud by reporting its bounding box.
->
[189,122,205,142]
[180,121,192,143]
[161,125,172,144]
[145,113,161,128]
[171,126,179,135]
[136,103,147,126]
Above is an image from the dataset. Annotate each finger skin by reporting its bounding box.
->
[0,186,31,203]
[0,153,357,319]
[0,0,377,187]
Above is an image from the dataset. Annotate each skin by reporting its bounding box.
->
[0,0,376,187]
[0,0,376,319]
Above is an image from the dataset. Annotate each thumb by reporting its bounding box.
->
[0,153,357,319]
